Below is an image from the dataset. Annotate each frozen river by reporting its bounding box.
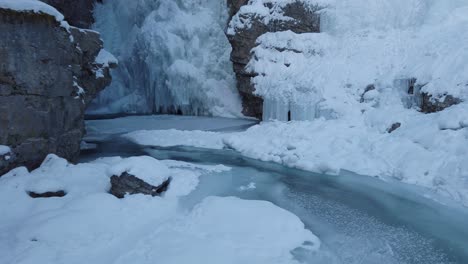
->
[82,115,468,263]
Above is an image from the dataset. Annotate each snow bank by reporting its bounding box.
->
[0,0,70,29]
[115,196,319,264]
[0,155,317,263]
[126,115,468,207]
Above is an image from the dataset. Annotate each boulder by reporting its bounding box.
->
[227,1,322,118]
[109,172,171,199]
[0,7,114,175]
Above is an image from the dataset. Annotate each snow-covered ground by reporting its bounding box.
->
[0,154,318,264]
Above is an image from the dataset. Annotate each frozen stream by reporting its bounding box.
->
[82,116,468,264]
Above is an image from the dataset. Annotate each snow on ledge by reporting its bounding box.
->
[0,145,10,155]
[95,49,118,67]
[0,0,70,29]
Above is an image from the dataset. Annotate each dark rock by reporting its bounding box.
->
[227,0,249,20]
[109,172,171,199]
[39,0,102,28]
[387,122,401,133]
[420,93,461,113]
[227,1,322,118]
[0,8,113,175]
[28,190,66,198]
[406,78,418,94]
[360,84,376,103]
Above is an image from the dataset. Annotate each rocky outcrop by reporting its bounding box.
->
[0,7,114,175]
[40,0,101,28]
[420,93,461,113]
[227,1,322,118]
[110,172,171,198]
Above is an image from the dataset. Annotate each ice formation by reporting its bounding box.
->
[88,0,242,117]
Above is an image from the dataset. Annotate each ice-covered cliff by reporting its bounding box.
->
[88,0,242,117]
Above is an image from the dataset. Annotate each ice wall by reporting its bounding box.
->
[87,0,242,117]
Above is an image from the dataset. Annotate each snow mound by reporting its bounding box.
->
[114,196,320,264]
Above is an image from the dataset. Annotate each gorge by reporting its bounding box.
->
[1,0,468,263]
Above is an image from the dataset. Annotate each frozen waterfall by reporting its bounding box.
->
[87,0,242,117]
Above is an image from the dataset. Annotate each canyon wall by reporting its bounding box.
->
[0,5,115,175]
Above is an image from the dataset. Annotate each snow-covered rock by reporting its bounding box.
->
[227,0,323,118]
[107,156,171,187]
[109,172,171,198]
[39,0,100,28]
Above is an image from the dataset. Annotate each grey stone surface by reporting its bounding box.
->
[0,8,113,175]
[387,122,402,133]
[40,0,101,28]
[110,172,171,199]
[227,1,322,118]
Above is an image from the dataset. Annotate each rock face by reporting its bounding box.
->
[110,172,171,199]
[39,0,101,28]
[0,8,114,175]
[227,1,322,118]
